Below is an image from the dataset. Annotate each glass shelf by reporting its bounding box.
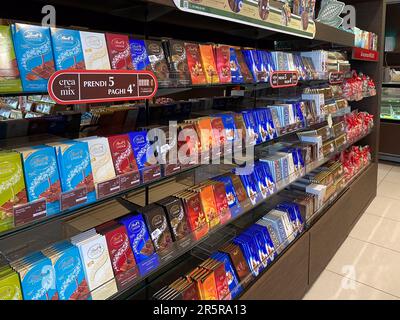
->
[0,127,372,300]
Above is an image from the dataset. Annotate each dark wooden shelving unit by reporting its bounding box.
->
[0,0,384,301]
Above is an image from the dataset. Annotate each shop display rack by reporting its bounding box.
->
[0,0,384,301]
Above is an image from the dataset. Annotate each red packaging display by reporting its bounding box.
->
[106,33,134,70]
[97,222,139,288]
[210,181,231,225]
[108,134,139,175]
[185,43,207,85]
[214,45,231,84]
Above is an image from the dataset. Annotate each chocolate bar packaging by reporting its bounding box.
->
[217,113,237,143]
[228,173,251,211]
[145,40,170,87]
[50,28,85,70]
[129,131,161,183]
[177,191,208,240]
[48,141,96,205]
[0,25,23,93]
[0,151,27,232]
[12,252,58,300]
[106,33,134,70]
[0,267,22,300]
[211,252,242,299]
[97,222,138,288]
[213,176,241,218]
[79,31,111,70]
[185,43,207,85]
[246,224,276,265]
[195,184,220,228]
[108,134,139,176]
[141,204,173,252]
[189,267,218,300]
[233,234,262,276]
[214,44,231,84]
[242,50,266,83]
[199,44,219,84]
[241,110,258,146]
[156,196,190,241]
[235,49,254,83]
[219,243,252,286]
[238,172,261,206]
[209,181,231,224]
[71,230,117,300]
[201,258,231,300]
[18,145,61,216]
[11,23,55,92]
[77,136,116,186]
[119,213,156,264]
[168,40,191,86]
[230,48,243,84]
[130,39,150,70]
[42,241,90,300]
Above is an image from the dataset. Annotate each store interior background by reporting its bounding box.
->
[2,0,400,300]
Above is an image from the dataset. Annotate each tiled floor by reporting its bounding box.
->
[304,162,400,300]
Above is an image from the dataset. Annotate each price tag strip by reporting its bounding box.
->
[96,171,141,200]
[13,199,47,226]
[48,70,158,105]
[60,187,88,211]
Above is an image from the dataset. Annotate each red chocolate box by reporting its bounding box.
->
[106,33,134,70]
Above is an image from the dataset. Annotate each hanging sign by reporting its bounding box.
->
[172,0,316,39]
[48,70,158,105]
[270,71,299,88]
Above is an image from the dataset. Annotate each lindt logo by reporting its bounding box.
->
[111,233,126,246]
[148,43,161,54]
[152,215,163,228]
[173,44,184,54]
[114,140,127,150]
[88,243,104,259]
[0,162,15,177]
[133,135,145,145]
[60,256,75,272]
[90,144,105,157]
[23,30,45,45]
[131,43,144,53]
[85,36,102,49]
[112,38,127,51]
[59,34,75,45]
[31,155,49,168]
[69,149,84,161]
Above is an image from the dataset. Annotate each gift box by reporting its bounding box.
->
[50,28,85,70]
[0,151,27,232]
[12,23,55,92]
[106,33,134,70]
[145,40,171,87]
[18,145,61,216]
[108,134,139,176]
[48,141,96,205]
[130,39,150,70]
[42,241,90,300]
[80,31,111,70]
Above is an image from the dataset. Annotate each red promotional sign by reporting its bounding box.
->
[48,70,158,105]
[352,47,379,62]
[270,71,299,88]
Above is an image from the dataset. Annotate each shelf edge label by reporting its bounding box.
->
[270,71,299,88]
[48,70,158,105]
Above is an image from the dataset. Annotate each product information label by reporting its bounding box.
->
[48,70,158,104]
[60,187,88,211]
[270,71,298,88]
[13,199,47,226]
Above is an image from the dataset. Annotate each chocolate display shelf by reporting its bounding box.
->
[78,129,374,300]
[0,111,349,241]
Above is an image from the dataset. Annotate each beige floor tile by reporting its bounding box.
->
[365,196,400,222]
[350,213,400,252]
[378,164,392,184]
[377,180,400,200]
[304,270,398,300]
[326,237,400,298]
